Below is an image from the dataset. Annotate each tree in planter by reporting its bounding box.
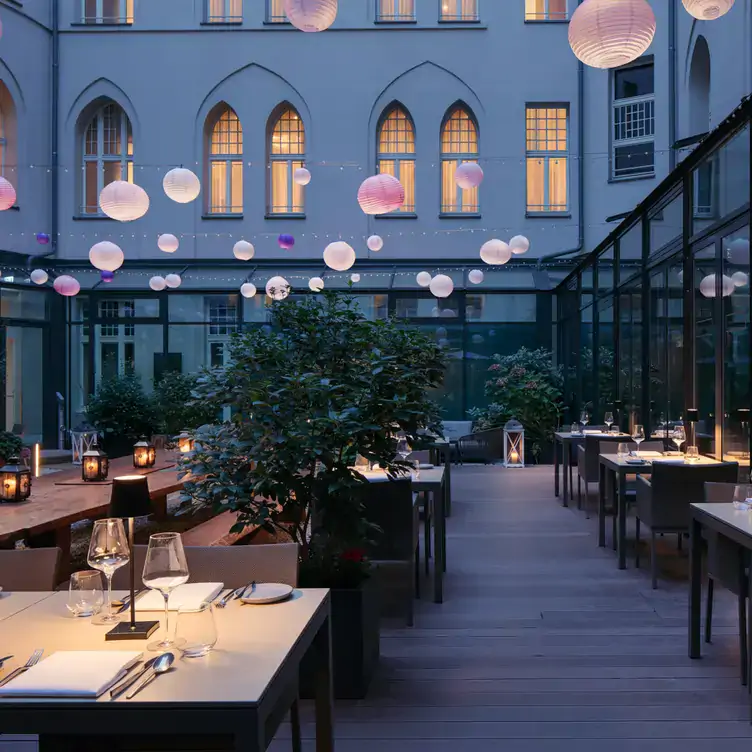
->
[152,371,218,438]
[178,291,446,588]
[0,431,23,464]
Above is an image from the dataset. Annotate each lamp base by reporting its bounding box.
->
[105,620,160,641]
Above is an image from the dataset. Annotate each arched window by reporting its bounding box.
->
[268,106,305,215]
[0,97,6,178]
[207,104,243,215]
[377,106,415,214]
[82,101,133,215]
[441,106,479,214]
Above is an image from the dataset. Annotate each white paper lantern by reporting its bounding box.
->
[416,272,432,288]
[367,235,384,252]
[99,180,150,221]
[284,0,337,31]
[157,233,179,253]
[727,238,750,265]
[350,273,361,283]
[165,273,182,289]
[682,0,734,19]
[732,271,749,287]
[455,162,484,190]
[53,275,80,297]
[509,235,530,255]
[468,269,484,285]
[240,282,257,298]
[294,167,312,186]
[323,241,356,271]
[149,276,167,292]
[30,269,48,285]
[233,240,255,261]
[480,239,512,265]
[163,168,201,204]
[309,276,325,292]
[266,276,290,301]
[699,273,734,298]
[357,174,405,215]
[0,177,16,211]
[569,0,656,69]
[89,241,124,272]
[430,274,454,299]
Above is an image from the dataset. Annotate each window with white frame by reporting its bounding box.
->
[268,107,305,215]
[206,0,242,22]
[82,102,133,215]
[0,83,16,186]
[206,296,238,369]
[97,299,135,383]
[525,0,567,21]
[377,0,415,22]
[0,103,5,178]
[440,0,478,21]
[377,106,416,214]
[441,106,479,214]
[207,105,243,214]
[526,105,569,213]
[266,0,288,22]
[82,0,133,23]
[612,61,655,179]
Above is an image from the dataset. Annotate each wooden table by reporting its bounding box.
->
[0,589,334,751]
[0,591,53,622]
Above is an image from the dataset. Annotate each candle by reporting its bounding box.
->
[510,450,520,464]
[3,477,16,498]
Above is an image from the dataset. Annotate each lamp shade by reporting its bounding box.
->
[266,276,290,300]
[278,234,295,250]
[157,233,179,253]
[240,282,257,298]
[109,475,152,518]
[30,269,48,285]
[357,174,405,215]
[233,240,255,261]
[164,273,182,289]
[454,162,484,190]
[99,181,150,222]
[429,274,454,298]
[367,235,384,252]
[416,271,432,288]
[89,241,124,272]
[480,239,512,265]
[350,273,361,283]
[0,177,16,211]
[568,0,656,69]
[727,237,750,265]
[149,275,167,292]
[163,168,201,204]
[309,276,325,291]
[509,235,530,255]
[323,241,356,271]
[700,273,734,298]
[682,0,734,19]
[732,271,749,287]
[53,275,80,297]
[294,167,312,185]
[284,0,337,31]
[468,269,484,284]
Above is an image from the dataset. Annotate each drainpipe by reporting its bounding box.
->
[668,0,677,171]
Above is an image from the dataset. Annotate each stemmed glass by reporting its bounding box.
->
[142,533,190,652]
[631,425,645,454]
[604,412,614,432]
[395,437,411,462]
[580,411,590,430]
[87,519,130,626]
[672,425,687,455]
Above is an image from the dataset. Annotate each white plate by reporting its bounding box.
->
[239,583,294,605]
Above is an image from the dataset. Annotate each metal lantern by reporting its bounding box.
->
[82,445,109,482]
[0,457,31,502]
[177,429,194,454]
[503,419,525,469]
[133,437,156,469]
[70,427,99,465]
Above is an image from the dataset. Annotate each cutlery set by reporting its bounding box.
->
[215,581,256,608]
[0,649,43,688]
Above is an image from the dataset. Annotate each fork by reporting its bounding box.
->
[216,587,244,608]
[0,649,43,687]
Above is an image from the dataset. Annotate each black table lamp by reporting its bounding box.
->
[686,408,700,446]
[105,475,159,641]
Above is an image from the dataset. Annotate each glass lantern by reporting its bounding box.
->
[0,457,31,502]
[177,429,194,454]
[503,419,525,469]
[82,446,109,482]
[133,437,156,469]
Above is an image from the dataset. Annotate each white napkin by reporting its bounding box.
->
[0,651,142,697]
[136,582,223,612]
[637,451,663,458]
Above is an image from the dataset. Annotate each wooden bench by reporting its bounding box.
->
[181,510,259,547]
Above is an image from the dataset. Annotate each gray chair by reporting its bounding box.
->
[566,426,605,499]
[0,548,61,591]
[457,428,502,464]
[576,434,627,517]
[635,462,739,588]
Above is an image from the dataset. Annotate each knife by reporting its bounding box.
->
[110,656,158,699]
[115,590,146,614]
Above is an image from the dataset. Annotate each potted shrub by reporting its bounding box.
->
[0,431,23,467]
[151,371,218,440]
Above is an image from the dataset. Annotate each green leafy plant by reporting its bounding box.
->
[152,371,218,437]
[85,370,157,442]
[0,431,23,462]
[179,291,446,588]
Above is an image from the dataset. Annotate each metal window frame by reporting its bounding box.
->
[525,0,568,21]
[376,0,416,23]
[525,104,569,214]
[205,0,243,23]
[81,0,133,23]
[439,0,479,22]
[268,109,306,215]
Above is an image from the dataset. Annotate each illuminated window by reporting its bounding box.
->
[377,0,415,22]
[206,0,242,22]
[526,105,568,214]
[82,0,134,23]
[266,0,288,22]
[268,107,305,215]
[377,106,416,214]
[441,106,479,214]
[207,105,243,214]
[440,0,478,21]
[525,0,567,21]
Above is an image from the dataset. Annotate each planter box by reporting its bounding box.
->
[300,575,380,699]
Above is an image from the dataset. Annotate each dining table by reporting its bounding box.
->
[0,588,334,751]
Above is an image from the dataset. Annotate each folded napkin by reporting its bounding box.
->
[136,582,223,612]
[637,451,663,458]
[0,651,141,698]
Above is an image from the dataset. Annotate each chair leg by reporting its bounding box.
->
[739,592,748,686]
[577,475,582,510]
[651,531,658,589]
[585,482,591,520]
[611,512,617,551]
[635,518,641,569]
[414,543,420,600]
[705,577,714,644]
[678,534,683,552]
[424,499,431,576]
[407,562,414,627]
[290,698,302,752]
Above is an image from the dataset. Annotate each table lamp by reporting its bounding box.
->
[686,408,699,446]
[105,475,159,641]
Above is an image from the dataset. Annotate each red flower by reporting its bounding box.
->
[341,548,366,563]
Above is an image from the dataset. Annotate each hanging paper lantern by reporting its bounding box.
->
[682,0,734,19]
[436,327,448,339]
[158,234,179,253]
[727,238,750,265]
[699,273,734,298]
[149,276,167,292]
[471,334,484,345]
[569,0,656,69]
[165,273,182,289]
[233,240,255,261]
[430,274,454,299]
[240,282,257,298]
[367,235,384,252]
[100,270,114,283]
[99,181,150,221]
[284,0,337,31]
[30,269,48,285]
[350,273,361,283]
[294,167,312,186]
[266,276,290,301]
[163,167,201,204]
[53,275,80,297]
[323,241,356,271]
[89,241,124,272]
[731,271,749,287]
[468,269,484,284]
[454,162,484,190]
[509,235,530,255]
[480,239,512,265]
[309,276,325,292]
[36,233,50,245]
[357,174,405,215]
[278,234,295,250]
[0,177,16,211]
[416,272,432,288]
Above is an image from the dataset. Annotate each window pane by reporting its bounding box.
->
[526,106,568,152]
[84,161,99,213]
[231,160,243,213]
[548,157,568,211]
[267,0,287,21]
[614,64,655,100]
[378,109,415,155]
[84,0,97,20]
[441,109,478,155]
[271,109,305,156]
[526,158,545,211]
[271,161,290,213]
[378,0,415,21]
[441,0,478,21]
[400,159,415,212]
[211,108,242,156]
[614,143,655,178]
[210,161,227,212]
[103,160,122,187]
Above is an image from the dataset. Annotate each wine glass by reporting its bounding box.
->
[631,425,645,454]
[87,519,130,626]
[604,412,614,431]
[142,532,190,651]
[672,425,687,454]
[395,437,412,462]
[580,411,590,430]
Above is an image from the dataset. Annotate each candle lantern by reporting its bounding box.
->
[0,457,31,502]
[132,437,156,469]
[70,427,99,465]
[177,429,194,454]
[503,419,525,469]
[82,444,109,482]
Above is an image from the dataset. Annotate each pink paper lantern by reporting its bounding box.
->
[569,0,656,69]
[357,175,405,215]
[682,0,734,19]
[284,0,338,31]
[99,180,150,221]
[367,235,384,252]
[53,275,81,297]
[0,177,16,211]
[455,162,484,190]
[480,239,511,266]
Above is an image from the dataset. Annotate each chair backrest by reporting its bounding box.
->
[113,542,299,590]
[598,440,664,454]
[704,481,743,503]
[360,478,415,561]
[441,421,473,441]
[0,548,61,591]
[458,428,503,461]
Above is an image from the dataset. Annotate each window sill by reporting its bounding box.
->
[439,212,481,219]
[200,20,243,25]
[265,213,306,220]
[73,213,113,220]
[374,19,417,24]
[608,173,656,184]
[523,18,569,23]
[202,213,244,220]
[374,212,417,219]
[263,19,292,25]
[71,21,133,26]
[526,211,571,218]
[438,18,481,24]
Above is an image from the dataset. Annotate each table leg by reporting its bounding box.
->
[314,611,335,752]
[444,452,452,520]
[433,490,444,604]
[562,441,569,508]
[554,438,560,497]
[598,464,606,548]
[689,513,703,659]
[617,473,627,570]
